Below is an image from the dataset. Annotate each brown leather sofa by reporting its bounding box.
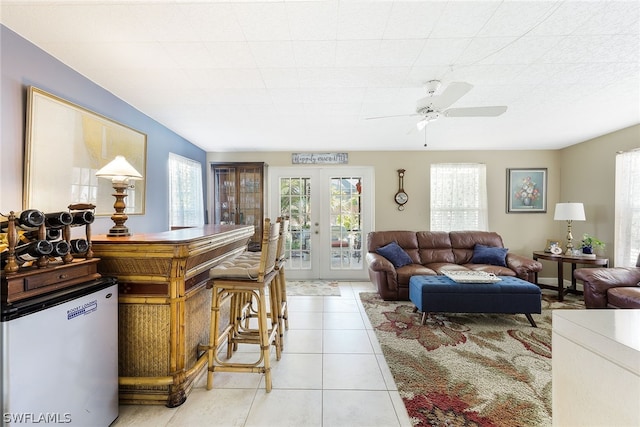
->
[574,253,640,308]
[366,230,542,301]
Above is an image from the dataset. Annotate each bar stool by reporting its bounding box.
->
[238,216,289,346]
[200,218,281,392]
[274,217,290,333]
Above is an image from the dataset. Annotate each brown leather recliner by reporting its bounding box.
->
[574,253,640,308]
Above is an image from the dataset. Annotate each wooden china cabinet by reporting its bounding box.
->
[211,162,266,250]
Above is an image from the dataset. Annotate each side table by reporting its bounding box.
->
[532,251,609,301]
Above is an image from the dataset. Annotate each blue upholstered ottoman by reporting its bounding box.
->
[409,275,542,327]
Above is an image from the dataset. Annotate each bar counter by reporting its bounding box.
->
[91,224,254,407]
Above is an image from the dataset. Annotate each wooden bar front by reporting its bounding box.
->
[91,225,253,407]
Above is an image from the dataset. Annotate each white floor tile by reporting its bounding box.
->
[322,312,366,330]
[286,311,324,330]
[282,329,323,353]
[375,353,398,391]
[166,388,256,427]
[367,329,383,354]
[323,329,373,353]
[286,296,324,312]
[263,353,323,389]
[322,390,400,427]
[389,391,413,427]
[244,389,323,427]
[113,404,176,427]
[323,354,387,390]
[323,297,360,313]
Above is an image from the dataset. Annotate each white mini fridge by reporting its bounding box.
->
[1,277,118,426]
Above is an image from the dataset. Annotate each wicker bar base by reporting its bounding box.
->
[92,225,253,406]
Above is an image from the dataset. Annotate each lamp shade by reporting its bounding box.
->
[553,202,585,221]
[96,155,143,181]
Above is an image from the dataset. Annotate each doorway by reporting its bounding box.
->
[269,166,373,280]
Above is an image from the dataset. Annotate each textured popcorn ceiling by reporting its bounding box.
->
[2,1,639,152]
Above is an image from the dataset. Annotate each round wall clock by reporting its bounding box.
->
[395,169,408,211]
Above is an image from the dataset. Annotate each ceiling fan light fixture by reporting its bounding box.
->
[425,80,441,96]
[415,110,440,120]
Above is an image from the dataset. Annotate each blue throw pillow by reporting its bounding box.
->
[376,242,413,268]
[470,244,508,267]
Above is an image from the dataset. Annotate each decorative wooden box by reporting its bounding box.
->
[1,258,101,304]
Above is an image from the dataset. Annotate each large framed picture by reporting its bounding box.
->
[24,86,147,215]
[506,168,547,213]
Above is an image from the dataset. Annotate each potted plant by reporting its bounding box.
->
[580,234,605,254]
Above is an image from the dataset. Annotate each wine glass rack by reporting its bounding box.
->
[1,203,95,274]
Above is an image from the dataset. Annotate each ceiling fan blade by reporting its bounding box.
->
[443,106,507,117]
[365,113,420,120]
[430,82,473,110]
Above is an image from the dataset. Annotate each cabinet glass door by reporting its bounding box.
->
[213,166,237,225]
[238,165,263,244]
[211,163,265,248]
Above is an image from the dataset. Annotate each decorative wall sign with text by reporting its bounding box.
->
[292,153,348,164]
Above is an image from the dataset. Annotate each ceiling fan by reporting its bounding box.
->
[366,80,507,132]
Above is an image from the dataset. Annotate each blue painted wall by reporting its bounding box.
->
[1,25,207,233]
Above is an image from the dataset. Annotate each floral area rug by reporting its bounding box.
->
[359,291,584,427]
[285,280,341,296]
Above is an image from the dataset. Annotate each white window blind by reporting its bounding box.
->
[614,149,640,267]
[430,163,488,232]
[169,153,204,228]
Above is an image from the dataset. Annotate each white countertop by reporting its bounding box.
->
[553,309,640,375]
[552,309,640,426]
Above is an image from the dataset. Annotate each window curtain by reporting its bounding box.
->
[615,149,640,267]
[169,153,204,227]
[430,163,488,232]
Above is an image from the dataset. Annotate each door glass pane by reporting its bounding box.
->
[329,176,362,270]
[279,177,311,270]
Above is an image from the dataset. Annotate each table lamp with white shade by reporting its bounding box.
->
[553,202,585,255]
[95,155,143,237]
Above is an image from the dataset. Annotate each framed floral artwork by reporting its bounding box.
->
[506,168,547,213]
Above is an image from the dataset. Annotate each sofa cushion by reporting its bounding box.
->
[464,264,516,277]
[450,231,504,264]
[470,244,508,267]
[425,263,469,275]
[416,231,455,264]
[376,242,413,268]
[368,231,420,263]
[397,265,438,286]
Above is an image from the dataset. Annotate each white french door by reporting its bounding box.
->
[269,166,373,280]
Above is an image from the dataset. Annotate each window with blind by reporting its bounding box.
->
[430,163,488,232]
[615,150,640,267]
[169,153,204,228]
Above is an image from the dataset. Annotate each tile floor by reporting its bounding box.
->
[112,281,412,427]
